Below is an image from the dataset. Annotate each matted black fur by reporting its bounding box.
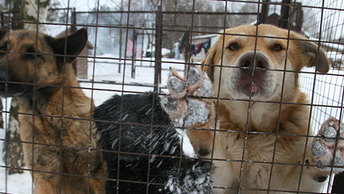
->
[94,93,212,194]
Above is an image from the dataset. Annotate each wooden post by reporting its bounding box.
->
[131,30,137,78]
[154,5,163,93]
[279,0,291,29]
[259,0,270,24]
[184,28,190,64]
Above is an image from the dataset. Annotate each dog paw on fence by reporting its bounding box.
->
[311,117,344,172]
[161,66,215,157]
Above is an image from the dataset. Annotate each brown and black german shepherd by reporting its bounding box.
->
[0,29,106,193]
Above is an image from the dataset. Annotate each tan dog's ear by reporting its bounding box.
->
[201,41,219,82]
[298,40,330,73]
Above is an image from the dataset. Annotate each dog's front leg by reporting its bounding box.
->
[161,66,236,193]
[33,174,56,194]
[161,66,215,157]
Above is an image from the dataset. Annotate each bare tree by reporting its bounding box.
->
[3,100,25,174]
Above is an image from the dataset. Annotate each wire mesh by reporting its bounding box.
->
[0,0,343,193]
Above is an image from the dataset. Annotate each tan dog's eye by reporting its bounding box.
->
[228,43,239,50]
[271,44,283,51]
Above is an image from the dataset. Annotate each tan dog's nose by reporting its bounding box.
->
[239,52,268,74]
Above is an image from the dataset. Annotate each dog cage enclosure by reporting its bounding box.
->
[0,0,343,193]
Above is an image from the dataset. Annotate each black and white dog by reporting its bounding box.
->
[94,93,211,194]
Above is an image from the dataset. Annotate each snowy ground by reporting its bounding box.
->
[0,57,343,193]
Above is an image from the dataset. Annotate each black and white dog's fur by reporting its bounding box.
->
[94,93,211,194]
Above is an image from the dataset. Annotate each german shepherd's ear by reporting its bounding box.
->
[49,28,88,63]
[0,30,8,41]
[298,40,329,73]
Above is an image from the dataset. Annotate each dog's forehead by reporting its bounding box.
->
[9,30,45,40]
[1,30,49,50]
[223,25,289,41]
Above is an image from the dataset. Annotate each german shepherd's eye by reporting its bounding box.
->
[0,41,8,58]
[25,46,42,60]
[271,43,284,51]
[0,42,8,52]
[228,43,239,50]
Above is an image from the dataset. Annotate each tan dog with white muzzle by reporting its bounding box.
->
[161,24,344,194]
